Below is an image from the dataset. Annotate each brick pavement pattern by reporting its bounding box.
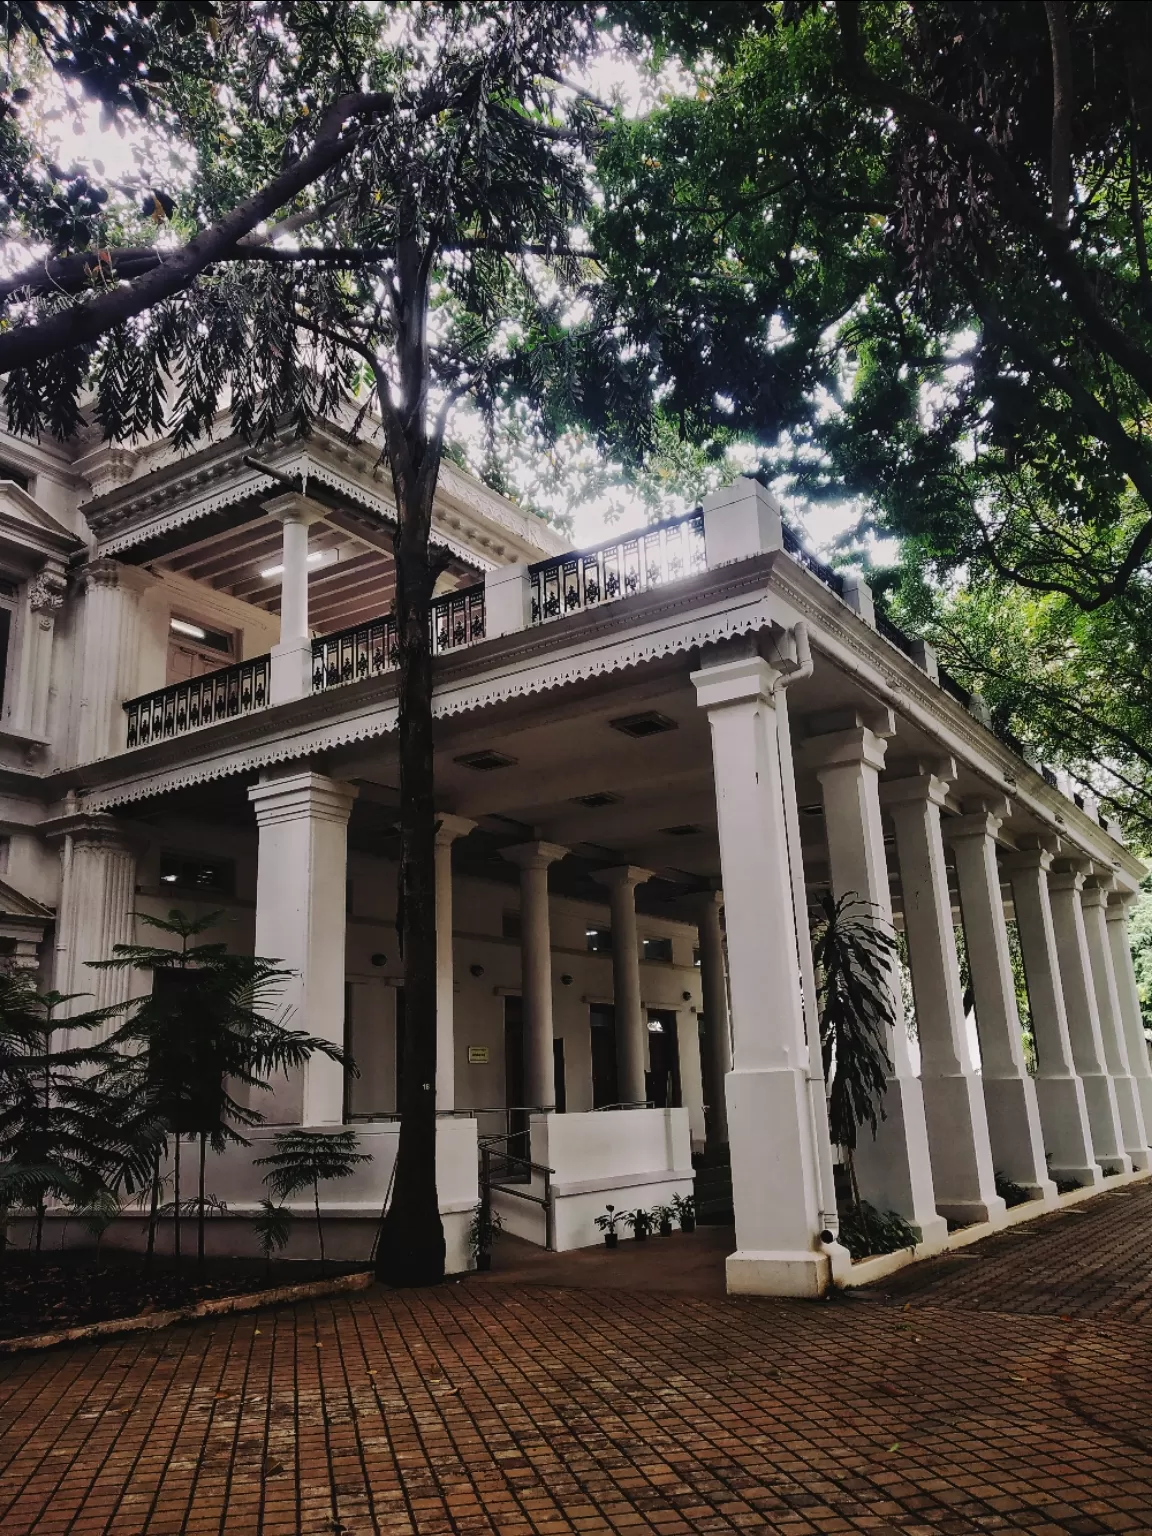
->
[3,1184,1152,1535]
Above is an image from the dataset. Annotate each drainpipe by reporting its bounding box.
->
[772,623,850,1276]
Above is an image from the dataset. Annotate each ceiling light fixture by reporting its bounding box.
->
[260,550,330,579]
[169,618,207,641]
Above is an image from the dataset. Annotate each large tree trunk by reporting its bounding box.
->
[375,309,446,1283]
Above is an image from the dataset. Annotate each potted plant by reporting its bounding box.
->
[594,1204,622,1249]
[672,1192,695,1233]
[651,1203,674,1237]
[468,1198,503,1271]
[624,1207,652,1241]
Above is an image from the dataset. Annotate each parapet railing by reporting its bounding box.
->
[124,654,271,749]
[528,508,706,625]
[311,584,486,694]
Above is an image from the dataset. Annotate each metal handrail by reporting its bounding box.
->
[592,1100,652,1111]
[479,1142,556,1250]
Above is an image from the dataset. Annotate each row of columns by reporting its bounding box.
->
[691,642,1151,1296]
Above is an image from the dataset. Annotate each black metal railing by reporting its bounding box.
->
[479,1135,555,1250]
[311,584,486,694]
[781,522,845,596]
[529,508,706,625]
[124,654,271,748]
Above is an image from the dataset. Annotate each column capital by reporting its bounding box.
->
[78,556,154,597]
[801,724,889,775]
[1004,846,1054,874]
[694,886,724,915]
[435,814,477,848]
[879,772,951,810]
[500,840,568,873]
[591,864,653,892]
[691,655,782,711]
[1080,881,1113,910]
[262,490,329,526]
[248,771,357,828]
[943,810,1004,843]
[42,808,145,853]
[1049,866,1087,894]
[1107,892,1140,921]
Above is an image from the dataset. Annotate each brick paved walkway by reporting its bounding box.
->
[3,1184,1152,1535]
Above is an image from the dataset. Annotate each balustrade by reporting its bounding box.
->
[529,509,706,625]
[124,655,270,748]
[311,585,486,695]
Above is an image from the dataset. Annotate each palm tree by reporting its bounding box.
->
[93,910,355,1268]
[256,1129,369,1270]
[810,892,898,1215]
[0,978,134,1259]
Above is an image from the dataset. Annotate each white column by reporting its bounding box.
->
[1107,896,1152,1139]
[501,842,567,1108]
[1082,882,1149,1170]
[591,866,653,1106]
[17,567,65,740]
[693,654,833,1297]
[803,724,948,1248]
[75,558,154,762]
[882,775,1005,1225]
[265,492,327,705]
[1048,866,1131,1174]
[49,812,141,1029]
[1006,850,1101,1187]
[434,815,475,1113]
[945,812,1055,1203]
[249,772,357,1125]
[696,889,732,1148]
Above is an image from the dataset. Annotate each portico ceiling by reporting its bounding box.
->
[149,509,478,634]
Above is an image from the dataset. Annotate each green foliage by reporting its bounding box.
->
[467,1198,503,1261]
[837,1202,919,1262]
[594,1203,621,1234]
[994,1172,1031,1210]
[256,1128,369,1267]
[622,1207,652,1237]
[252,1198,294,1273]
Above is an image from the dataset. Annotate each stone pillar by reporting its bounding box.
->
[1082,882,1149,1170]
[17,567,65,740]
[249,772,357,1125]
[1006,850,1101,1187]
[882,775,1005,1225]
[1107,896,1152,1138]
[945,812,1055,1203]
[75,558,154,762]
[433,815,475,1113]
[803,722,948,1248]
[696,889,732,1148]
[501,842,567,1108]
[692,653,834,1296]
[265,492,327,705]
[591,866,654,1106]
[1048,866,1131,1174]
[50,812,141,1027]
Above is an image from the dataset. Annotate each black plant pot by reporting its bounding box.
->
[634,1229,648,1241]
[659,1220,673,1237]
[680,1216,696,1233]
[476,1251,492,1271]
[604,1232,618,1249]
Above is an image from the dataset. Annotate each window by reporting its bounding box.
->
[0,460,30,492]
[586,925,612,953]
[160,852,235,896]
[166,615,235,686]
[501,909,521,941]
[0,576,17,718]
[642,936,673,964]
[693,947,702,969]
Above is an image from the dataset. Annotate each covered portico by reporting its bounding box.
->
[59,479,1150,1289]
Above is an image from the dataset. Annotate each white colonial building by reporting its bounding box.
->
[0,415,1147,1291]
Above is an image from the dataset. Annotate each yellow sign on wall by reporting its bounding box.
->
[467,1045,490,1065]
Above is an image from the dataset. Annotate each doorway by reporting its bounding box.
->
[589,1003,618,1107]
[646,1009,682,1108]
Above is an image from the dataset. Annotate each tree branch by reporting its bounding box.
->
[0,91,401,377]
[1044,1,1074,229]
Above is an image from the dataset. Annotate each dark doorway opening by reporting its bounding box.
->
[394,985,406,1113]
[646,1009,682,1108]
[552,1036,567,1114]
[504,995,529,1162]
[589,1003,618,1107]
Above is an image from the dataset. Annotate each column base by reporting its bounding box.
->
[920,1072,1006,1225]
[1034,1073,1098,1178]
[726,1249,831,1298]
[726,1067,827,1260]
[853,1074,950,1250]
[1047,1163,1104,1190]
[982,1073,1053,1196]
[1080,1071,1131,1171]
[270,638,314,704]
[1109,1072,1151,1169]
